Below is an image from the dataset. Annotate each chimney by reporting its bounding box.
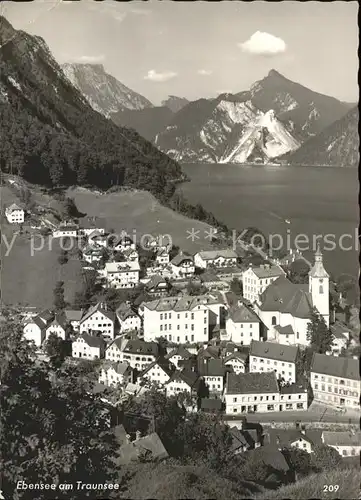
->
[301,425,306,435]
[135,430,141,441]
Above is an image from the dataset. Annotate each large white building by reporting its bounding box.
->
[140,359,175,387]
[105,338,159,371]
[104,261,140,289]
[98,361,132,387]
[310,353,360,411]
[45,313,68,342]
[79,303,115,340]
[254,248,330,346]
[249,340,299,384]
[5,203,24,224]
[115,303,141,333]
[72,333,106,360]
[242,264,285,303]
[224,372,308,414]
[225,303,261,345]
[194,249,238,269]
[23,316,46,347]
[142,293,224,344]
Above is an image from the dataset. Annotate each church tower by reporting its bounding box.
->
[309,244,329,326]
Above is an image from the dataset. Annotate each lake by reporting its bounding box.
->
[180,164,359,279]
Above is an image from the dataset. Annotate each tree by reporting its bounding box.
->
[311,444,342,471]
[63,197,81,219]
[230,278,243,296]
[0,315,119,500]
[186,280,207,296]
[306,308,334,354]
[43,333,71,368]
[57,249,68,265]
[283,447,312,477]
[53,281,66,310]
[289,259,310,284]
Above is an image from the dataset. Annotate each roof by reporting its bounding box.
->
[116,433,168,465]
[309,247,329,278]
[264,429,319,448]
[64,309,84,322]
[141,358,175,378]
[122,339,159,356]
[197,249,238,260]
[250,445,290,472]
[226,371,279,394]
[171,252,194,266]
[229,426,257,452]
[6,203,23,213]
[330,321,352,339]
[250,340,298,363]
[116,303,138,321]
[168,369,199,388]
[102,361,130,376]
[81,302,115,324]
[145,275,168,291]
[76,333,105,348]
[274,325,295,336]
[201,398,223,411]
[249,264,285,279]
[82,244,103,255]
[224,352,248,364]
[25,315,46,330]
[310,353,360,381]
[279,382,308,394]
[198,346,220,360]
[228,304,260,323]
[198,358,225,377]
[105,261,140,273]
[38,309,54,323]
[165,346,192,360]
[322,431,361,447]
[58,224,78,232]
[199,271,221,283]
[143,293,223,313]
[48,312,67,330]
[258,276,313,319]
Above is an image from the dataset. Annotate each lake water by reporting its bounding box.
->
[180,164,359,279]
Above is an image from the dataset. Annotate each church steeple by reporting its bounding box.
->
[309,244,329,278]
[309,244,329,326]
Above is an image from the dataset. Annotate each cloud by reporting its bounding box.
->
[239,31,286,56]
[72,55,105,64]
[144,70,178,83]
[198,69,213,76]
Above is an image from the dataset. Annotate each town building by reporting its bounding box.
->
[249,340,299,384]
[82,244,104,264]
[112,234,136,253]
[165,346,193,369]
[242,263,285,303]
[79,302,115,340]
[199,271,230,292]
[5,203,25,224]
[79,226,105,237]
[198,358,225,394]
[165,369,200,398]
[87,230,109,248]
[225,303,261,345]
[264,428,322,454]
[64,309,83,331]
[170,252,195,279]
[155,247,170,266]
[23,315,47,347]
[142,294,225,344]
[122,247,139,262]
[45,313,68,341]
[310,353,360,410]
[115,303,141,333]
[72,333,106,360]
[329,322,353,355]
[105,338,159,371]
[224,351,247,374]
[254,247,330,346]
[52,222,78,238]
[104,261,140,289]
[194,249,238,269]
[139,358,175,387]
[98,361,132,387]
[321,431,361,457]
[144,275,170,297]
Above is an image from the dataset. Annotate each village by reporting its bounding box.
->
[4,202,361,466]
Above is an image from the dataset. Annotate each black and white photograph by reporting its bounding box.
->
[0,1,359,499]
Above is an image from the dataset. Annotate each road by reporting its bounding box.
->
[225,410,359,425]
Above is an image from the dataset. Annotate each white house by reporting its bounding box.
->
[115,303,141,333]
[52,223,78,238]
[310,353,360,411]
[170,252,195,279]
[144,275,169,297]
[165,369,200,398]
[242,264,285,303]
[88,230,109,248]
[224,372,307,414]
[45,313,68,342]
[155,247,170,266]
[113,234,136,253]
[329,322,353,355]
[64,309,83,332]
[165,346,193,369]
[23,316,46,347]
[5,203,24,224]
[143,294,224,344]
[104,261,140,289]
[194,249,238,269]
[225,303,261,345]
[198,358,225,394]
[249,340,299,384]
[79,227,105,237]
[122,247,139,262]
[72,333,106,359]
[105,338,159,371]
[254,248,330,346]
[80,302,115,340]
[224,352,247,374]
[82,244,104,264]
[322,431,361,457]
[98,361,132,387]
[264,428,322,454]
[139,359,175,387]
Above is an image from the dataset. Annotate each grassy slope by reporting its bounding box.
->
[1,181,216,308]
[255,468,360,500]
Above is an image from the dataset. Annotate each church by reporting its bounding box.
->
[254,246,329,346]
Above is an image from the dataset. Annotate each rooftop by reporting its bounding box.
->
[198,358,225,377]
[143,293,223,313]
[122,339,159,356]
[197,249,238,260]
[171,252,194,266]
[226,371,279,395]
[116,303,138,321]
[249,264,285,279]
[116,432,168,465]
[264,428,322,448]
[165,346,192,360]
[168,368,199,388]
[81,302,115,323]
[250,340,298,363]
[105,261,140,273]
[64,309,84,322]
[77,332,106,348]
[310,353,360,381]
[6,203,23,213]
[201,398,223,411]
[228,304,260,323]
[322,431,361,447]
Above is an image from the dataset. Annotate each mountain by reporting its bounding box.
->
[111,106,174,142]
[0,16,182,196]
[248,69,351,141]
[62,63,153,117]
[162,95,189,113]
[155,70,351,163]
[155,95,300,163]
[282,106,359,167]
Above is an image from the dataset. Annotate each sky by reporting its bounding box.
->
[2,0,359,105]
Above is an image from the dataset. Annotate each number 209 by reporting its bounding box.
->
[323,485,339,492]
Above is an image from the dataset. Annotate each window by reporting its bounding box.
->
[271,316,277,326]
[267,405,274,411]
[342,450,347,456]
[160,325,163,331]
[160,314,163,320]
[233,397,237,402]
[319,285,323,294]
[191,313,194,320]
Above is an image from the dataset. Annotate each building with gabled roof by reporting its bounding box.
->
[225,303,261,345]
[98,361,132,387]
[322,431,361,457]
[144,275,169,297]
[104,261,140,289]
[310,353,360,411]
[249,340,299,384]
[64,309,83,331]
[80,302,115,340]
[224,351,247,374]
[194,249,238,269]
[5,203,24,224]
[115,303,141,333]
[82,244,104,264]
[264,428,322,454]
[72,332,106,360]
[23,315,47,347]
[170,251,195,279]
[45,312,68,341]
[198,358,225,394]
[165,346,193,369]
[139,358,176,387]
[105,338,159,371]
[165,368,200,398]
[242,263,286,303]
